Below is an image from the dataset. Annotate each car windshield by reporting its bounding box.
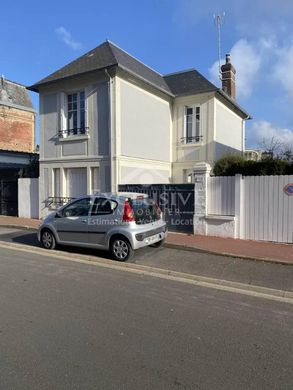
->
[129,197,160,224]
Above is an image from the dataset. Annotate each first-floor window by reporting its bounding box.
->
[184,106,201,143]
[53,168,60,197]
[67,91,86,133]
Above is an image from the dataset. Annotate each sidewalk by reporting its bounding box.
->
[0,216,292,264]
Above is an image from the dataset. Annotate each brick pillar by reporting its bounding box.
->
[193,162,211,235]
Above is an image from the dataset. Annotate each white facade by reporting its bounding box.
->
[37,70,247,217]
[172,93,245,183]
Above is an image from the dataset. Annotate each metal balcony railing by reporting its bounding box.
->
[45,197,75,209]
[180,135,203,144]
[58,127,89,138]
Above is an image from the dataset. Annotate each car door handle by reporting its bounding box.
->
[81,219,87,224]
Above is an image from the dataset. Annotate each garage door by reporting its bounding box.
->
[66,168,87,198]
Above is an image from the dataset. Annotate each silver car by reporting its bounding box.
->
[38,192,167,261]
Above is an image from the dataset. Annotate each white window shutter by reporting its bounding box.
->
[85,86,91,128]
[60,92,67,132]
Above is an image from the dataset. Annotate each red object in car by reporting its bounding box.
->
[122,200,135,222]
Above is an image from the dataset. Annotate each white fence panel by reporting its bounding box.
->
[208,176,235,215]
[243,175,293,243]
[18,178,39,219]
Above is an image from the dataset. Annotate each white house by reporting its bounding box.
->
[28,41,250,217]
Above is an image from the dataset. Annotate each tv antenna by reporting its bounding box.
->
[214,12,225,81]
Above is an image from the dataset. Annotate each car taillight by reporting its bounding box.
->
[122,200,135,222]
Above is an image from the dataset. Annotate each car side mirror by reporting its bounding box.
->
[55,211,63,218]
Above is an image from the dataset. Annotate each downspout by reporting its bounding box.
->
[105,69,117,192]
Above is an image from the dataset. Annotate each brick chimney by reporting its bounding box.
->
[221,54,236,100]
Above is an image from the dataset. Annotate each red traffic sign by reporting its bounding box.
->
[284,183,293,196]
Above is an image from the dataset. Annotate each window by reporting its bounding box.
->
[53,168,60,197]
[62,197,92,217]
[184,106,201,144]
[129,198,160,224]
[67,91,86,134]
[91,198,118,216]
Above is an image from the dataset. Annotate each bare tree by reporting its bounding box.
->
[259,136,284,157]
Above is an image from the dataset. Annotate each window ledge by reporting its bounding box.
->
[205,214,235,221]
[178,142,204,148]
[59,134,90,142]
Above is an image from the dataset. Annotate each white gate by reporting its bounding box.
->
[243,175,293,243]
[207,176,235,215]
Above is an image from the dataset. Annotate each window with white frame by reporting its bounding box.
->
[183,106,201,144]
[67,91,86,135]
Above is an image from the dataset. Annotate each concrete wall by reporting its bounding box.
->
[114,76,172,187]
[0,105,35,152]
[118,77,171,161]
[18,178,39,219]
[39,75,110,161]
[38,72,111,216]
[214,98,243,160]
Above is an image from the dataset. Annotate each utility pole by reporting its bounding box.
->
[214,13,225,81]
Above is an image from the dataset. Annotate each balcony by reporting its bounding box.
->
[45,196,75,209]
[58,127,89,139]
[180,135,203,144]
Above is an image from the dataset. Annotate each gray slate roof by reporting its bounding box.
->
[29,40,219,98]
[163,69,218,96]
[29,41,172,95]
[28,40,250,118]
[0,77,34,110]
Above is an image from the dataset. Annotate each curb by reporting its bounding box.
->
[0,223,291,266]
[0,224,39,231]
[0,240,292,304]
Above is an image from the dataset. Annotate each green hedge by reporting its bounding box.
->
[213,155,293,176]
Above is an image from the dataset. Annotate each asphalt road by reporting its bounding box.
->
[0,244,292,389]
[0,227,292,292]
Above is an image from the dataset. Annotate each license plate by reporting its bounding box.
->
[149,234,160,242]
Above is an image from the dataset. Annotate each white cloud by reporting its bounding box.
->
[55,27,82,50]
[248,120,293,149]
[273,45,293,97]
[209,39,262,99]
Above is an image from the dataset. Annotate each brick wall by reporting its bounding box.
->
[0,105,35,152]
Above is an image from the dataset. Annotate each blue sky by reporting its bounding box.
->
[1,0,293,149]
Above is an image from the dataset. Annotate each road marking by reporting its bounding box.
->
[0,241,292,304]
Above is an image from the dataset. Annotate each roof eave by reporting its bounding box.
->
[27,64,118,93]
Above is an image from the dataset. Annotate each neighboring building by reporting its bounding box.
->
[0,76,37,215]
[28,41,250,217]
[244,149,263,161]
[0,77,36,153]
[0,76,36,176]
[244,149,274,161]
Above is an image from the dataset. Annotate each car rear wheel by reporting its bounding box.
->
[110,237,134,261]
[41,229,56,250]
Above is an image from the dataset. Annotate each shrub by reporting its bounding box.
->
[213,154,293,176]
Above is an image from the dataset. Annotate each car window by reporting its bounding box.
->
[91,198,118,216]
[62,198,92,217]
[129,197,160,224]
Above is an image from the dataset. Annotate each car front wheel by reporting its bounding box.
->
[110,237,134,261]
[41,229,56,250]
